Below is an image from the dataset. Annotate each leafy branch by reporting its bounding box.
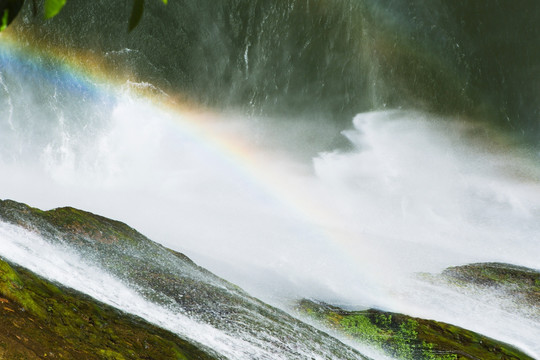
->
[0,0,168,32]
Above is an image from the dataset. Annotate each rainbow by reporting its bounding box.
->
[0,29,353,256]
[1,27,405,310]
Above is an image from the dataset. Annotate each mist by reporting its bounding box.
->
[2,58,540,355]
[2,3,540,356]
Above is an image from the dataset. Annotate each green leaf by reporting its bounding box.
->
[162,0,168,4]
[128,0,144,32]
[0,9,8,32]
[44,0,67,19]
[0,0,24,31]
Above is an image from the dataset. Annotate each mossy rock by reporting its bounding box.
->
[0,257,219,360]
[0,199,149,246]
[442,263,540,307]
[297,299,533,360]
[0,199,369,359]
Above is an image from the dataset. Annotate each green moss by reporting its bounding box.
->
[297,299,532,360]
[98,349,127,360]
[340,314,388,344]
[0,199,147,247]
[172,346,191,360]
[40,207,143,245]
[441,263,540,310]
[0,258,218,360]
[0,261,45,318]
[443,263,540,290]
[0,260,22,285]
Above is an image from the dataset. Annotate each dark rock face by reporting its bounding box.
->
[0,258,218,360]
[11,0,540,137]
[0,199,367,359]
[297,299,534,360]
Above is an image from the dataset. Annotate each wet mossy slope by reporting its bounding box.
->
[0,258,217,360]
[442,262,540,308]
[297,299,533,360]
[2,198,534,360]
[0,199,367,359]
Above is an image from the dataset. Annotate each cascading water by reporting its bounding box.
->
[313,111,540,356]
[1,0,540,359]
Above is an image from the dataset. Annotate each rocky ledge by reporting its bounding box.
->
[0,199,367,359]
[0,257,217,360]
[1,198,536,360]
[296,299,533,360]
[441,262,540,308]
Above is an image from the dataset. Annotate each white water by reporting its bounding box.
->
[315,111,540,274]
[311,111,540,357]
[1,220,355,360]
[1,59,540,357]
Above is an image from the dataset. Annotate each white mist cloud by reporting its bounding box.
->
[2,76,540,357]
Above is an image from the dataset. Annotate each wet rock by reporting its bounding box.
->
[296,299,534,360]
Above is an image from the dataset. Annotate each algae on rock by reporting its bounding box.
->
[441,262,540,308]
[0,257,219,359]
[296,299,534,360]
